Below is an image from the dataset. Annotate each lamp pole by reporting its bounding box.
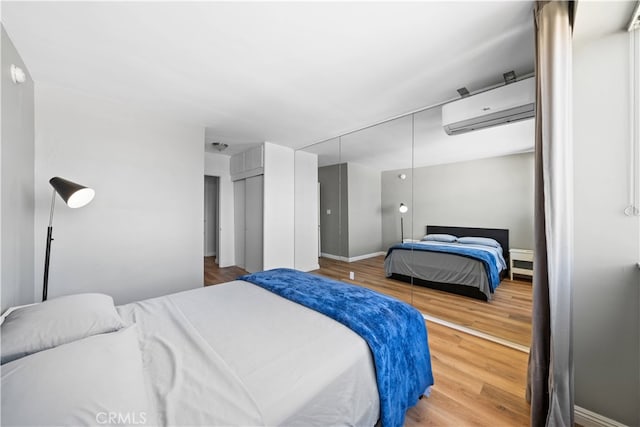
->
[399,203,408,243]
[42,189,57,301]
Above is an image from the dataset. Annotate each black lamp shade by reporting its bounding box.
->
[49,177,95,208]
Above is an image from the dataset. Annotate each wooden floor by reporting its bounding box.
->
[313,256,532,347]
[204,256,247,285]
[203,257,531,425]
[407,321,530,426]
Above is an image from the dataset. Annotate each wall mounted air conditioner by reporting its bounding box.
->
[442,77,535,135]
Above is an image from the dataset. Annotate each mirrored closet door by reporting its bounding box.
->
[407,106,535,347]
[338,115,415,305]
[298,137,343,278]
[297,98,534,348]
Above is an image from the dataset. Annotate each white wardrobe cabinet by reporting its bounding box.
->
[231,142,316,273]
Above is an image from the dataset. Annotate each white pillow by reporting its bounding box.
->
[457,236,501,248]
[1,325,152,426]
[422,233,458,243]
[1,293,126,364]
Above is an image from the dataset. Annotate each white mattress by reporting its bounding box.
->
[117,280,380,426]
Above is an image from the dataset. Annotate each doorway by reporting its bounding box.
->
[204,175,220,263]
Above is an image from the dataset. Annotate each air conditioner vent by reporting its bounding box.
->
[442,77,535,135]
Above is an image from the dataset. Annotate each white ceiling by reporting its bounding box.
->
[2,1,535,163]
[573,1,637,44]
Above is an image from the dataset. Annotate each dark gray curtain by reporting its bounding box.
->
[527,2,575,426]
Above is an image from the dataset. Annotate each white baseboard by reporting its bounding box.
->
[320,252,344,261]
[347,251,386,262]
[320,252,385,263]
[574,406,627,427]
[296,263,320,272]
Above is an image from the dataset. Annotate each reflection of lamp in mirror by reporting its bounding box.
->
[399,203,408,243]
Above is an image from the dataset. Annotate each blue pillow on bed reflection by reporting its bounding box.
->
[458,236,501,248]
[422,233,457,243]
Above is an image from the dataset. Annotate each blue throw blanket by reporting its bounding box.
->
[239,268,433,427]
[386,242,502,292]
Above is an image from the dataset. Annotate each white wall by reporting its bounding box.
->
[204,152,235,267]
[34,84,204,305]
[263,142,295,270]
[573,29,640,426]
[347,162,382,258]
[1,25,35,311]
[294,150,319,271]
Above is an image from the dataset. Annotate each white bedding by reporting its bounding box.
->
[117,280,380,426]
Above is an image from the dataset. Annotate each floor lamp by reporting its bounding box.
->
[43,177,95,301]
[399,203,408,243]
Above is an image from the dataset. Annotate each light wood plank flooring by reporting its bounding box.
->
[408,321,530,426]
[313,256,532,347]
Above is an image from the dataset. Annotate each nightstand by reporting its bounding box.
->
[509,249,534,280]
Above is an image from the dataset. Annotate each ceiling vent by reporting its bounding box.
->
[442,77,535,136]
[211,142,229,152]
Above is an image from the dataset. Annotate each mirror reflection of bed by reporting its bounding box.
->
[303,104,534,349]
[386,225,510,302]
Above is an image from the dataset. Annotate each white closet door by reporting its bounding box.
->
[244,175,264,273]
[234,180,246,268]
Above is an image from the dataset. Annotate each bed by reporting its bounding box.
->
[1,269,433,427]
[384,225,509,301]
